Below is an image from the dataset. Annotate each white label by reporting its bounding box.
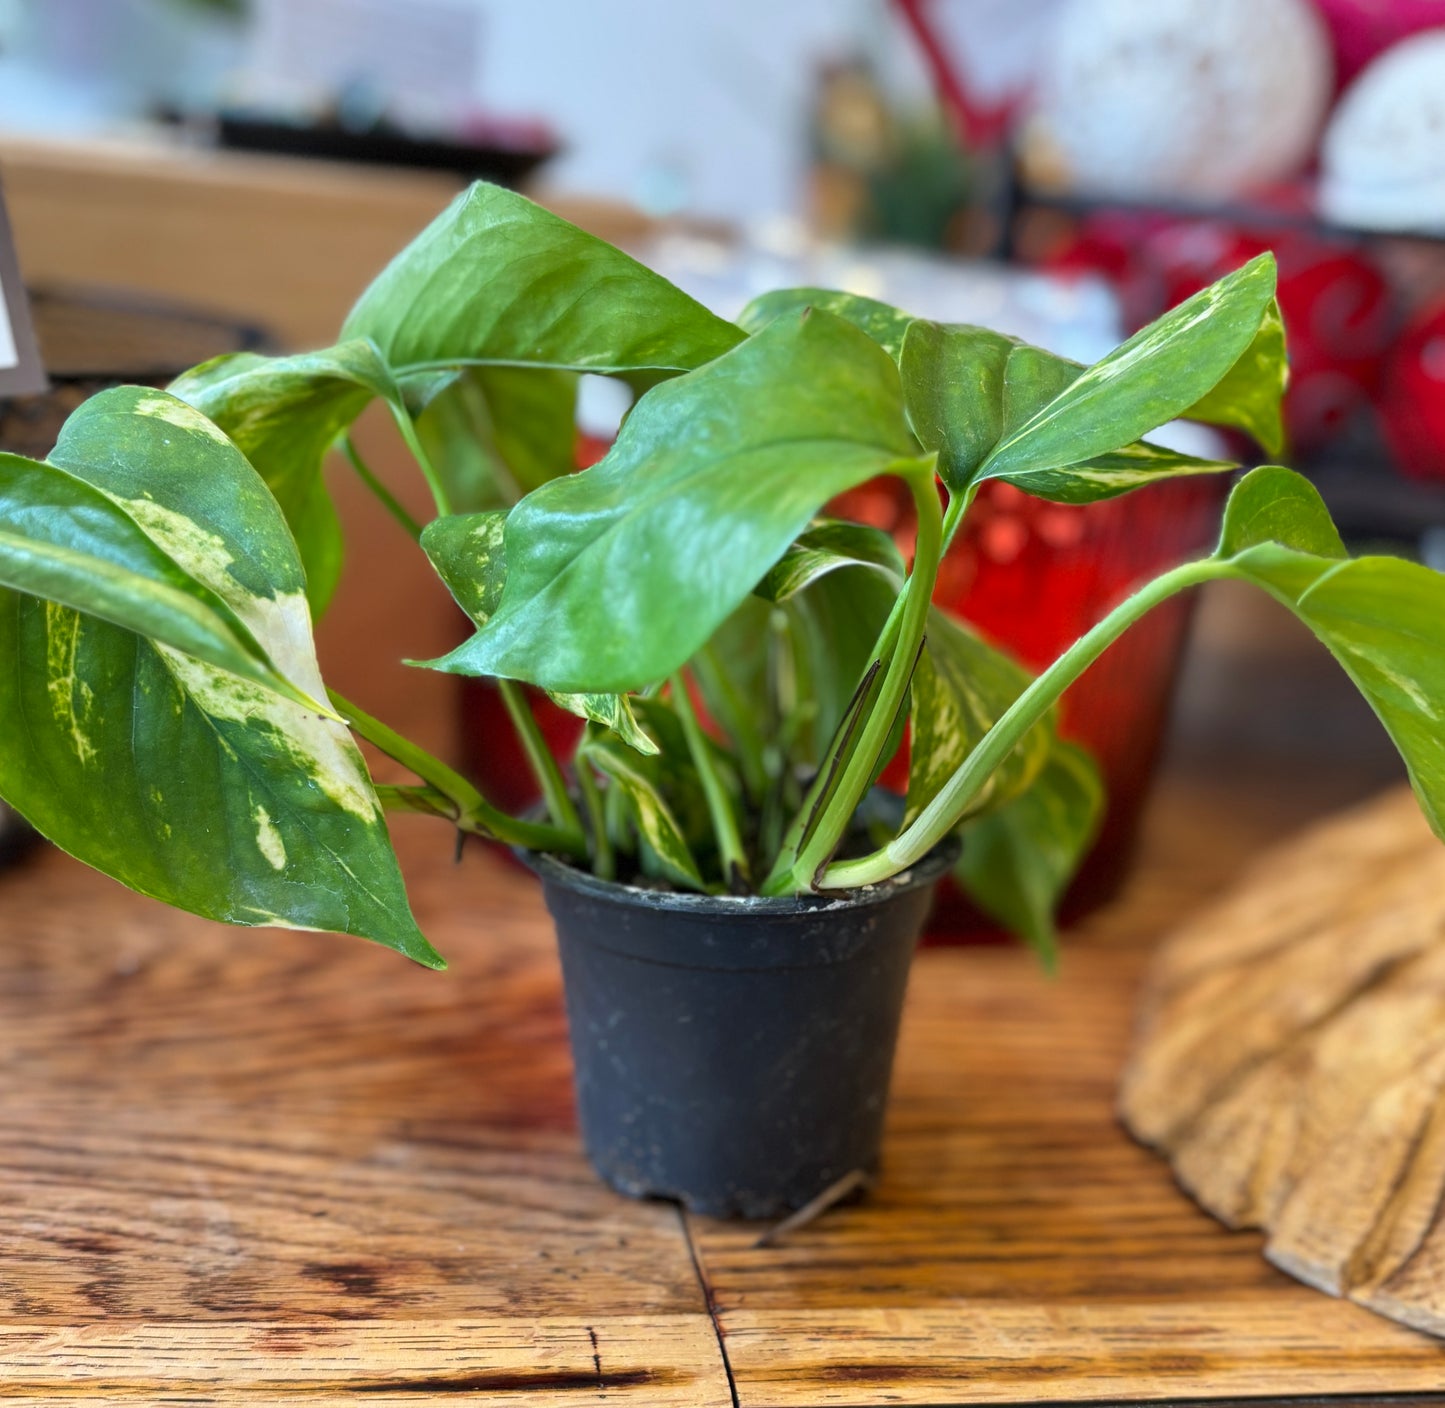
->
[0,276,18,372]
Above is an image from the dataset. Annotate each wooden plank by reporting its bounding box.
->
[685,775,1445,1405]
[0,822,731,1405]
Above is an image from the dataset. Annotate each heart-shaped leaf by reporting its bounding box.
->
[0,387,440,967]
[170,341,401,614]
[343,181,745,376]
[973,255,1281,496]
[1214,466,1445,839]
[0,452,311,707]
[420,510,656,755]
[900,320,1235,501]
[431,308,927,694]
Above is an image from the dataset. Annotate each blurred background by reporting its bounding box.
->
[2,0,1442,918]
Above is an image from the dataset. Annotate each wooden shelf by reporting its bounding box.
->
[3,740,1441,1403]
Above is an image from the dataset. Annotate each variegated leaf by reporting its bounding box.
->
[1187,296,1287,458]
[170,340,402,614]
[974,254,1280,496]
[906,607,1052,828]
[756,518,905,603]
[0,387,440,967]
[0,451,313,708]
[900,321,1233,501]
[584,725,705,891]
[1212,466,1445,841]
[953,740,1104,966]
[419,510,657,755]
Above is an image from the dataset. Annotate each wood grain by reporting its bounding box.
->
[0,820,731,1404]
[1121,786,1445,1342]
[3,580,1442,1402]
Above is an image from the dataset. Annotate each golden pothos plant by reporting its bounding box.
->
[4,183,1445,968]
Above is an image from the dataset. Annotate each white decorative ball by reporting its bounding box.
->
[1320,30,1445,233]
[1024,0,1334,200]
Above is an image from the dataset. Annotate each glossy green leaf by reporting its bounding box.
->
[0,387,440,968]
[0,451,311,707]
[412,365,579,512]
[1214,466,1445,839]
[905,607,1051,828]
[420,510,656,755]
[756,518,905,603]
[433,309,926,694]
[900,320,1234,502]
[343,181,745,376]
[738,287,915,359]
[170,341,401,614]
[584,725,705,891]
[784,563,901,768]
[974,254,1280,497]
[953,740,1104,966]
[1187,297,1288,458]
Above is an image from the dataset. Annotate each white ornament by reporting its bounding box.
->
[1321,30,1445,234]
[1025,0,1334,200]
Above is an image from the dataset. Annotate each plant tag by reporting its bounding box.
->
[0,179,46,398]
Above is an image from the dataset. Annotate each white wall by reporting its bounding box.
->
[471,0,929,220]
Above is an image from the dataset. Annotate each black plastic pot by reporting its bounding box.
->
[523,842,958,1219]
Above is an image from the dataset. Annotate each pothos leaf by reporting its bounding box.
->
[419,510,656,755]
[0,451,312,708]
[755,518,905,604]
[343,181,746,376]
[737,287,916,359]
[1213,466,1445,840]
[905,607,1051,828]
[433,308,927,694]
[953,740,1104,968]
[411,365,579,513]
[170,340,402,616]
[969,254,1282,500]
[0,387,440,968]
[899,320,1234,502]
[584,725,705,891]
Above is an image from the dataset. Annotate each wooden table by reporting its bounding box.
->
[4,586,1445,1406]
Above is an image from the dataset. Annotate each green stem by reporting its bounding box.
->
[671,670,750,889]
[576,760,614,881]
[341,434,423,542]
[329,688,586,858]
[498,679,582,836]
[762,581,908,883]
[816,556,1223,889]
[762,470,944,895]
[390,402,454,520]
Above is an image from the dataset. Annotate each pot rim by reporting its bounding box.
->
[516,834,960,916]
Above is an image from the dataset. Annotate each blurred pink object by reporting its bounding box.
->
[1312,0,1445,88]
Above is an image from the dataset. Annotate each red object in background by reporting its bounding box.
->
[1044,217,1392,455]
[1312,0,1445,89]
[459,437,1222,926]
[1379,300,1445,482]
[836,475,1226,931]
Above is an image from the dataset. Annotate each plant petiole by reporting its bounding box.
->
[815,556,1225,889]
